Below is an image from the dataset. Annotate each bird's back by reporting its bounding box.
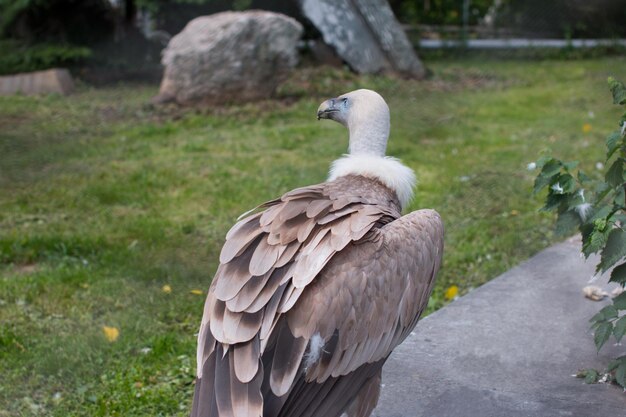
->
[192,175,443,417]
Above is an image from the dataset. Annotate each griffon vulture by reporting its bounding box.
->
[191,89,444,417]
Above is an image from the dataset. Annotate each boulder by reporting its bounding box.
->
[155,11,303,106]
[298,0,426,78]
[0,68,74,96]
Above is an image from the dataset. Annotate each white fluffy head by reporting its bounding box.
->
[319,89,416,209]
[317,89,390,156]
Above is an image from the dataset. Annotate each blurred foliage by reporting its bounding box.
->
[0,0,116,44]
[389,0,493,25]
[0,40,91,75]
[136,0,251,12]
[492,0,626,38]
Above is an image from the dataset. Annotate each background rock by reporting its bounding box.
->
[298,0,426,78]
[156,11,303,106]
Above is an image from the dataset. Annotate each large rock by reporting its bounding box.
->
[298,0,426,78]
[0,68,74,96]
[156,11,303,106]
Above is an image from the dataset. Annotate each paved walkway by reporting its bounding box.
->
[374,237,625,417]
[419,38,626,49]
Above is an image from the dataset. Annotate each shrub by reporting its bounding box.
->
[0,40,91,75]
[534,77,626,388]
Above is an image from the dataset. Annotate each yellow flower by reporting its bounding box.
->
[444,285,459,300]
[190,289,204,295]
[102,326,120,342]
[510,209,519,216]
[582,123,592,133]
[162,284,172,294]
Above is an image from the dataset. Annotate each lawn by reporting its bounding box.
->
[1,57,625,416]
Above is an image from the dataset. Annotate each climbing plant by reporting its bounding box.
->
[534,77,626,388]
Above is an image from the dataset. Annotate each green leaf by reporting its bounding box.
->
[584,219,611,258]
[614,186,626,207]
[563,161,579,171]
[540,159,562,176]
[608,77,626,105]
[601,305,618,319]
[608,359,621,372]
[584,368,599,384]
[614,292,626,309]
[614,316,626,343]
[559,174,576,193]
[598,228,626,273]
[605,159,624,188]
[609,262,626,285]
[542,192,567,212]
[590,309,606,323]
[577,170,591,184]
[594,322,613,351]
[606,131,623,160]
[616,362,626,388]
[555,210,580,236]
[533,173,557,194]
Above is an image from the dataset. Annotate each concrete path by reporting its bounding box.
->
[374,237,625,417]
[418,38,626,49]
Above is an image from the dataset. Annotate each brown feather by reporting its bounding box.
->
[229,354,264,417]
[270,322,308,396]
[214,236,263,301]
[214,345,235,417]
[220,216,264,264]
[233,337,260,383]
[225,269,274,313]
[249,237,284,276]
[221,308,263,344]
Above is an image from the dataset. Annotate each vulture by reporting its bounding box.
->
[191,89,444,417]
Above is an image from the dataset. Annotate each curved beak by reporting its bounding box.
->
[317,98,340,120]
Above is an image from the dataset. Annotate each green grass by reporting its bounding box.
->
[1,58,625,415]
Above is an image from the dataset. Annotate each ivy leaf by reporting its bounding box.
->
[614,316,626,343]
[609,262,626,285]
[613,292,626,309]
[608,77,626,105]
[555,210,579,236]
[598,228,626,273]
[594,321,613,351]
[606,131,623,160]
[605,159,624,188]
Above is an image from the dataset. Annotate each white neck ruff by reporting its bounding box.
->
[328,154,416,209]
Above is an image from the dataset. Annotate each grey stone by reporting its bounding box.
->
[0,68,74,96]
[155,11,303,106]
[298,0,426,78]
[374,237,625,416]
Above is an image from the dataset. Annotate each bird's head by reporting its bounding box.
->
[317,89,390,156]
